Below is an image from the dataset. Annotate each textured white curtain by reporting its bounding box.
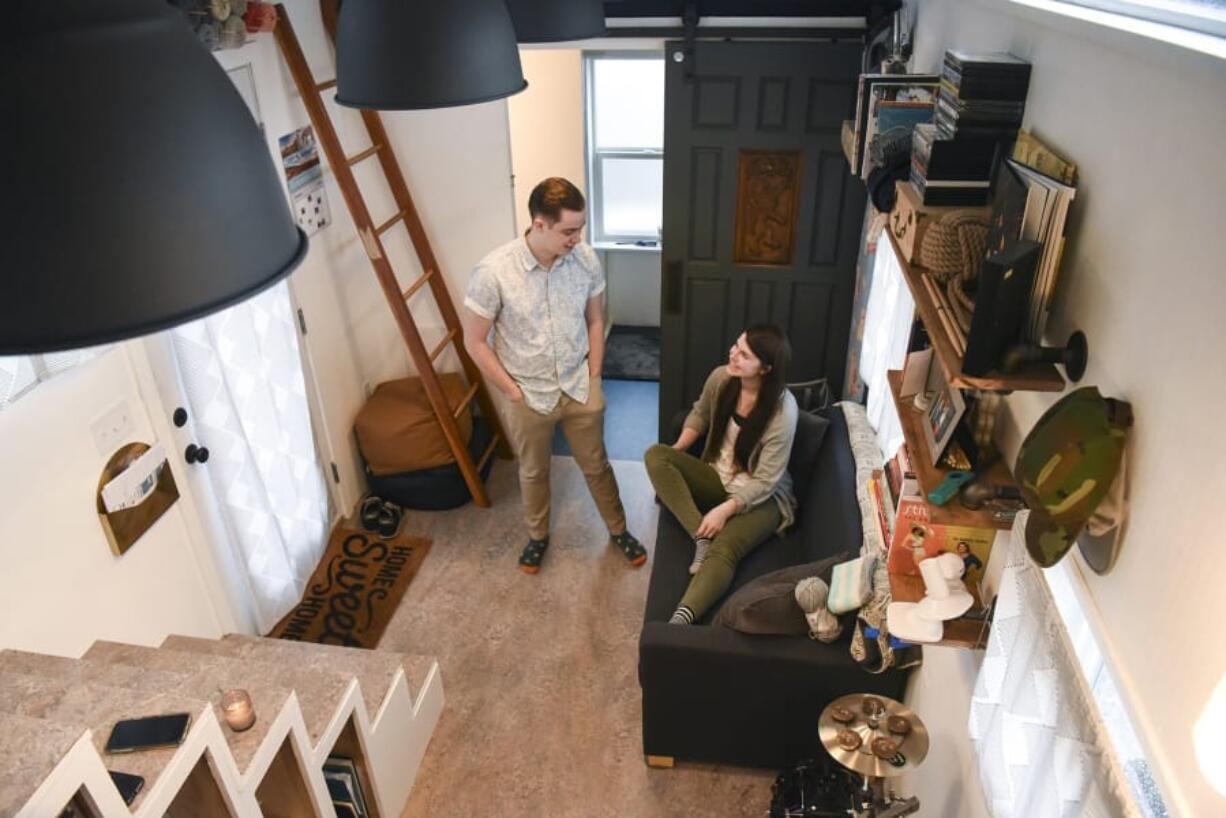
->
[169,281,330,634]
[858,239,914,462]
[969,511,1139,818]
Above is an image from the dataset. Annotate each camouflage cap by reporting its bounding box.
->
[1014,387,1132,568]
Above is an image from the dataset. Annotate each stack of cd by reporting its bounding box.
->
[936,51,1031,139]
[910,51,1031,206]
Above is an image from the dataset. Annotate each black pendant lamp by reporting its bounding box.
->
[1,0,308,355]
[335,0,527,110]
[506,0,607,43]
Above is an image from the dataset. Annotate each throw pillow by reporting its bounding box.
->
[713,553,849,635]
[787,410,831,501]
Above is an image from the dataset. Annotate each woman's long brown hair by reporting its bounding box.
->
[708,324,792,472]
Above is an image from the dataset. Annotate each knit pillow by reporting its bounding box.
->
[712,553,848,635]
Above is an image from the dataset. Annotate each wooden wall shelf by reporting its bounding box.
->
[885,230,1065,393]
[886,370,1016,531]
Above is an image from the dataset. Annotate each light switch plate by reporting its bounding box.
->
[91,400,135,456]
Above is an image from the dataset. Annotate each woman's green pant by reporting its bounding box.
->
[644,443,781,619]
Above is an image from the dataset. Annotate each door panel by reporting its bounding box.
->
[660,40,865,435]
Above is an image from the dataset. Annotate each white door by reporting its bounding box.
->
[138,283,332,635]
[130,39,337,635]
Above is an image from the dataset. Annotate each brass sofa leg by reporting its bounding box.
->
[645,755,675,769]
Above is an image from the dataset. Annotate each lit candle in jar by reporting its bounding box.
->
[220,689,255,732]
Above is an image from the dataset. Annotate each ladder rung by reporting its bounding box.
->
[316,79,337,92]
[375,209,407,236]
[476,432,501,472]
[452,383,480,420]
[346,144,383,166]
[401,269,435,302]
[429,329,457,362]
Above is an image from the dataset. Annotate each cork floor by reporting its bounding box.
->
[378,456,775,817]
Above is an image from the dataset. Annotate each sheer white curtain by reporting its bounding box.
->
[858,240,915,461]
[168,281,330,634]
[969,510,1139,818]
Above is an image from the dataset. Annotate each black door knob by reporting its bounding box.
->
[185,444,209,464]
[173,407,188,427]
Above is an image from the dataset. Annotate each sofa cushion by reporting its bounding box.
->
[787,409,830,503]
[712,553,848,635]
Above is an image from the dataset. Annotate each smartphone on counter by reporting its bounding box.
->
[108,770,145,805]
[104,713,191,754]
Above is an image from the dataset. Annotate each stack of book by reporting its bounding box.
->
[885,443,920,515]
[985,156,1078,344]
[325,756,372,818]
[910,51,1031,206]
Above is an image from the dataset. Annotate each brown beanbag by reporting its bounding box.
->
[355,373,474,475]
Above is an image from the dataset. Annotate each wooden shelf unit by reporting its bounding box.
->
[885,369,1017,650]
[886,370,1016,531]
[885,229,1065,393]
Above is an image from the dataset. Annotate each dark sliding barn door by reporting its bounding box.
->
[659,40,865,435]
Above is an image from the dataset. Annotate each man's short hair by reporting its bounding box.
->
[528,177,585,223]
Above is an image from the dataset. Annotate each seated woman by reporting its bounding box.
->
[644,324,798,624]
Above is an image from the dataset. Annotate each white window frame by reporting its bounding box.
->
[1045,556,1177,818]
[1065,0,1226,37]
[0,348,108,412]
[1010,0,1226,59]
[583,51,665,246]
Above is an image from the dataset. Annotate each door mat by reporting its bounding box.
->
[269,524,431,649]
[602,325,660,381]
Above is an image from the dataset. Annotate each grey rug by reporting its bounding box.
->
[380,458,773,817]
[603,325,661,381]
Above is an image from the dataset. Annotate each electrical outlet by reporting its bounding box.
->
[91,400,135,456]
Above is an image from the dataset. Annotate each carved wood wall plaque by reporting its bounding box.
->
[733,150,803,266]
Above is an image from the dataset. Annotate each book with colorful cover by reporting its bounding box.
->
[887,497,995,590]
[869,470,893,547]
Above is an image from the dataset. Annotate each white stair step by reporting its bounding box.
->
[218,634,437,713]
[0,713,89,818]
[1,648,191,690]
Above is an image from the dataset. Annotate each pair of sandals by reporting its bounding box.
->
[359,496,404,540]
[518,531,648,574]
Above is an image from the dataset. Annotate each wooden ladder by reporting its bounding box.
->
[273,4,510,508]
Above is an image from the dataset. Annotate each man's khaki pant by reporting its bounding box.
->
[502,378,626,540]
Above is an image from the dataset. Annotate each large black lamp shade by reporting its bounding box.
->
[507,0,607,43]
[335,0,527,110]
[0,0,308,354]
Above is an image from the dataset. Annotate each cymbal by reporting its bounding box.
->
[819,693,929,778]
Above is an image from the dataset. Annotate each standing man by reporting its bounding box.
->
[462,177,647,574]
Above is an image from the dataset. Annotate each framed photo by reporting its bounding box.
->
[920,365,966,466]
[851,73,939,175]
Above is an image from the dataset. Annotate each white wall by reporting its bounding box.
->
[899,3,1226,815]
[507,49,587,234]
[248,1,518,508]
[507,48,662,329]
[0,348,230,658]
[603,250,662,327]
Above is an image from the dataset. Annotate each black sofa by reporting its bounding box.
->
[638,408,911,768]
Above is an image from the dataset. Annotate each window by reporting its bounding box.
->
[0,349,107,412]
[1045,563,1174,818]
[584,53,665,245]
[1053,0,1226,37]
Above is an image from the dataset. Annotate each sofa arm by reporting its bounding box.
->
[638,622,908,768]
